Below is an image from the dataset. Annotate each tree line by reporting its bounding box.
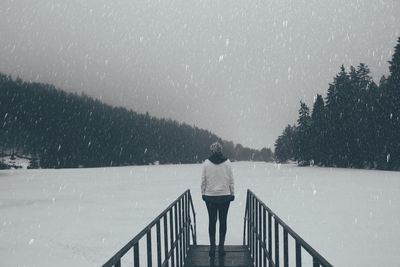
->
[0,74,273,168]
[275,37,400,171]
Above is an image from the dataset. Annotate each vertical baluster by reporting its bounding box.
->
[178,199,183,266]
[262,207,266,267]
[296,241,301,267]
[115,259,121,267]
[156,221,162,267]
[249,194,252,256]
[283,230,288,267]
[134,242,140,267]
[250,194,254,259]
[163,214,169,267]
[268,213,272,266]
[185,194,189,254]
[255,200,258,267]
[182,194,186,257]
[186,192,190,248]
[170,209,175,267]
[174,204,180,267]
[253,195,257,260]
[247,192,250,249]
[258,203,262,267]
[147,230,152,267]
[243,191,247,246]
[275,220,279,267]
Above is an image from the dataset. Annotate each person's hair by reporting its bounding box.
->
[209,142,222,154]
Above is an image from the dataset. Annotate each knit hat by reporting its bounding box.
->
[210,142,222,154]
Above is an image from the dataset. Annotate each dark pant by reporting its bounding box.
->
[205,201,230,246]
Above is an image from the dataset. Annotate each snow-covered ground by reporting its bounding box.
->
[0,162,399,267]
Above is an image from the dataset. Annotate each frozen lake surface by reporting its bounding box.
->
[1,162,399,266]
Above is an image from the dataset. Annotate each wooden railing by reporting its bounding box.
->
[103,190,197,267]
[243,190,333,267]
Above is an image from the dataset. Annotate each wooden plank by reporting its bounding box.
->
[189,246,250,252]
[184,245,254,267]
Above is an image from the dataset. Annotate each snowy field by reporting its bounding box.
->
[1,162,400,267]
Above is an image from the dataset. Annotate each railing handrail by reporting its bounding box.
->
[102,189,196,267]
[244,189,333,267]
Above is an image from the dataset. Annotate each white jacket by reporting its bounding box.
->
[201,159,234,196]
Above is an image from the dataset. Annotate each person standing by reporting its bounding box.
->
[201,142,235,257]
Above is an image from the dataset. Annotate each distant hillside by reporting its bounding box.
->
[0,73,272,168]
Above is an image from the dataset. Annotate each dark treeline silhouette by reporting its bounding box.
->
[0,74,273,168]
[275,37,400,171]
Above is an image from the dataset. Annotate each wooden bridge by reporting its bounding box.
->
[102,190,333,267]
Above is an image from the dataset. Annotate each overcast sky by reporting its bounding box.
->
[1,0,399,149]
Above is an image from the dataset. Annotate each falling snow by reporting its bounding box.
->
[0,0,399,148]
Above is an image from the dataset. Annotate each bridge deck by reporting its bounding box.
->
[184,245,254,267]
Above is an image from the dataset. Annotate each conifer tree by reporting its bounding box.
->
[325,65,351,166]
[310,94,326,165]
[347,64,374,167]
[274,125,296,162]
[294,101,312,163]
[384,37,400,169]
